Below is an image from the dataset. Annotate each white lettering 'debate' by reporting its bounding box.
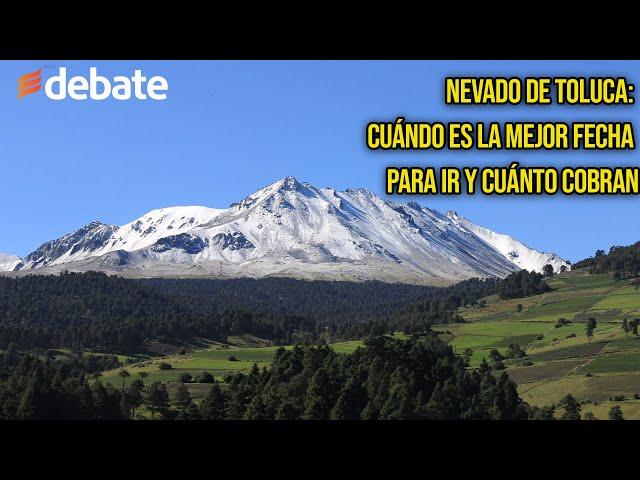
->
[44,67,168,101]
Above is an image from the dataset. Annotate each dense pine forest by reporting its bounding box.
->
[574,242,640,280]
[0,271,560,420]
[0,352,125,420]
[140,276,499,323]
[0,272,315,351]
[203,335,529,420]
[0,334,544,420]
[497,269,551,299]
[0,272,498,352]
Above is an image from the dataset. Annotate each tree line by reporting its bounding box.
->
[498,269,551,299]
[0,272,498,352]
[574,242,640,280]
[139,276,499,324]
[0,334,536,420]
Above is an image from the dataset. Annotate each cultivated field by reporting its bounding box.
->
[441,270,640,419]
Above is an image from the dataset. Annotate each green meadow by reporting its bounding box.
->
[95,270,640,418]
[98,339,363,400]
[444,270,640,418]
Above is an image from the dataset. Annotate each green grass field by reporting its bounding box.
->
[93,270,640,419]
[447,270,640,418]
[576,351,640,374]
[98,338,363,400]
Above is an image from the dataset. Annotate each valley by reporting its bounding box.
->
[81,269,640,419]
[2,242,640,420]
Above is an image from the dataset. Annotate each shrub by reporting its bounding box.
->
[178,373,192,383]
[488,349,504,362]
[228,355,239,362]
[507,343,526,359]
[491,360,506,370]
[609,406,624,421]
[197,371,215,383]
[158,362,173,370]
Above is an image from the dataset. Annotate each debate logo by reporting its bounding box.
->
[17,69,42,99]
[18,67,168,101]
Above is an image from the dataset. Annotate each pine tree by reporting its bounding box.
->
[120,392,132,419]
[379,367,415,420]
[16,382,37,420]
[559,393,581,420]
[173,383,192,410]
[622,318,629,339]
[118,370,130,392]
[303,367,333,420]
[91,381,108,420]
[586,318,597,343]
[243,394,268,420]
[200,383,227,420]
[330,377,366,420]
[275,400,299,420]
[145,381,170,419]
[176,402,201,420]
[138,371,148,385]
[608,405,624,420]
[126,379,144,419]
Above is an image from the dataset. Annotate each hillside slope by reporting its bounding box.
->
[440,270,640,419]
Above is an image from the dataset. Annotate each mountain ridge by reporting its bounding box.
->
[0,177,570,285]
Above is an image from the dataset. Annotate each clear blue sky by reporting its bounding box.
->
[1,60,638,262]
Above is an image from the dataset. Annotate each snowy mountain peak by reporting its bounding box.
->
[278,175,304,190]
[0,253,23,272]
[448,212,569,274]
[7,177,570,283]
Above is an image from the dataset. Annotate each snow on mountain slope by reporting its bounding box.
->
[13,177,569,284]
[0,253,22,272]
[446,211,570,274]
[20,206,224,269]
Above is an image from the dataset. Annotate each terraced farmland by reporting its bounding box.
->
[440,270,640,418]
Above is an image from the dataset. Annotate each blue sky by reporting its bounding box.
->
[1,60,638,262]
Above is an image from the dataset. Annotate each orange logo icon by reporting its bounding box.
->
[18,69,42,99]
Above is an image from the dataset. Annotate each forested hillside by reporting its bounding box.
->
[0,334,534,420]
[498,269,551,299]
[139,276,499,323]
[0,272,314,351]
[207,335,528,420]
[0,272,498,351]
[574,242,640,279]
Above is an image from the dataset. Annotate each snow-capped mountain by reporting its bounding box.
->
[0,253,22,272]
[3,177,569,284]
[446,211,568,274]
